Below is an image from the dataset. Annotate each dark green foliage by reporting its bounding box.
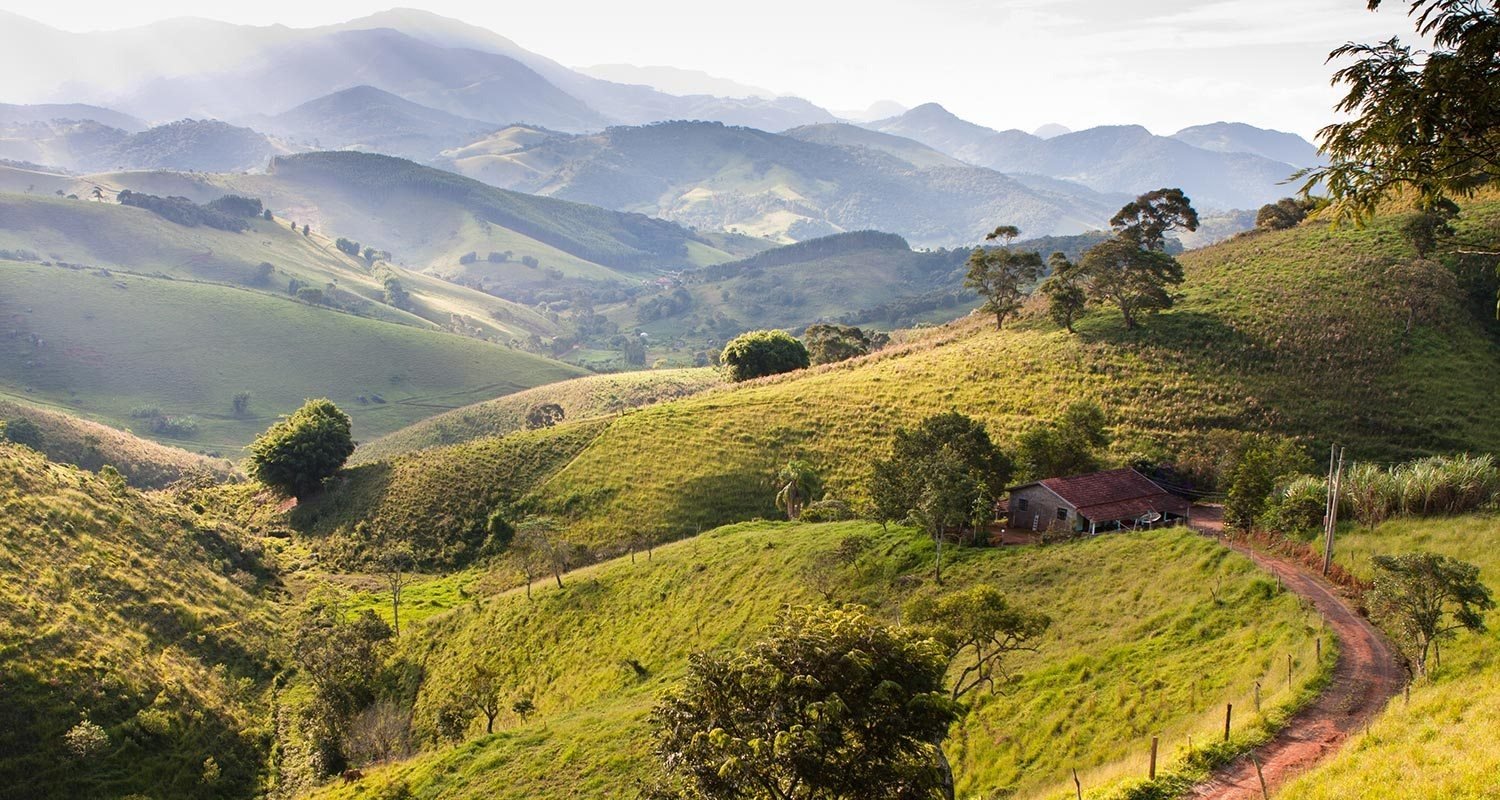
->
[1070,189,1199,328]
[965,226,1045,329]
[804,323,878,365]
[204,194,264,218]
[1222,435,1314,531]
[253,261,275,285]
[292,598,395,773]
[1255,197,1317,231]
[2,416,42,448]
[905,585,1051,700]
[1038,254,1086,333]
[336,237,361,257]
[1370,551,1494,676]
[651,605,960,800]
[1306,0,1500,219]
[1401,198,1461,257]
[247,398,355,498]
[262,208,273,221]
[296,286,326,305]
[524,402,565,430]
[720,330,810,382]
[231,392,252,417]
[773,459,821,520]
[116,189,249,232]
[1014,401,1110,481]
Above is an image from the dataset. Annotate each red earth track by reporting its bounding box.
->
[1185,507,1405,799]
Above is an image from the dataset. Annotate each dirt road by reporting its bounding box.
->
[1186,508,1405,798]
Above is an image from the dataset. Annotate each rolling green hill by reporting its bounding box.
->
[0,192,561,342]
[298,522,1324,800]
[0,259,585,450]
[0,397,235,488]
[1274,513,1500,799]
[330,200,1500,553]
[351,367,722,464]
[0,442,277,800]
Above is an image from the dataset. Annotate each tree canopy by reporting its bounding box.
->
[1304,0,1500,220]
[720,330,810,382]
[247,398,355,498]
[964,226,1045,330]
[1066,189,1198,329]
[651,605,959,800]
[1370,551,1493,677]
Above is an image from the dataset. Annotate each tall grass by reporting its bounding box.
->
[1340,454,1498,526]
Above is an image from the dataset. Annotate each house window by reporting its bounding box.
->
[1056,507,1069,521]
[1016,498,1029,512]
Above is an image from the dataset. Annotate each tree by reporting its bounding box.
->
[263,208,273,221]
[511,696,536,724]
[512,518,570,598]
[804,323,876,365]
[773,459,821,521]
[247,398,355,498]
[1038,254,1086,333]
[1401,198,1461,256]
[231,391,252,417]
[1222,435,1313,531]
[1255,197,1317,231]
[1071,190,1199,329]
[1014,401,1110,481]
[89,185,104,202]
[525,402,565,430]
[291,596,393,772]
[651,605,960,800]
[378,544,415,637]
[905,586,1051,700]
[458,664,504,734]
[363,246,378,264]
[870,412,1011,583]
[1369,552,1493,677]
[720,329,810,382]
[336,238,361,257]
[964,226,1045,329]
[1301,0,1500,222]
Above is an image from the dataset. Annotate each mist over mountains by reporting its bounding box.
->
[0,7,1320,244]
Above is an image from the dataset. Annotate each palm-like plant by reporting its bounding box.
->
[773,459,820,521]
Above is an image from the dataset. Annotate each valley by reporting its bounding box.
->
[1,3,1497,800]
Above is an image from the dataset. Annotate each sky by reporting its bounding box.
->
[1,0,1421,139]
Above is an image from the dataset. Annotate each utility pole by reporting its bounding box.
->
[1322,445,1344,576]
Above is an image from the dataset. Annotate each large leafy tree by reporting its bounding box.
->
[1369,552,1493,677]
[1304,0,1500,220]
[720,330,811,382]
[964,226,1046,330]
[905,586,1051,700]
[651,605,960,800]
[1071,189,1199,329]
[247,398,355,498]
[1038,254,1086,333]
[870,412,1011,583]
[804,323,880,365]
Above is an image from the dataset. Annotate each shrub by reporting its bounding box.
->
[720,330,809,382]
[64,718,109,759]
[2,416,42,448]
[247,399,355,498]
[798,498,856,523]
[1260,474,1328,537]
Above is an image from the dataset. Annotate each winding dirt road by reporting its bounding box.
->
[1186,509,1405,799]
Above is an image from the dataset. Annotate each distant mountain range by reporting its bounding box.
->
[0,8,1323,239]
[437,120,1121,246]
[864,104,1319,210]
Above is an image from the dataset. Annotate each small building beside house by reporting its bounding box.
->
[1006,468,1191,534]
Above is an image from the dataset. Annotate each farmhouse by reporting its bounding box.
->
[1007,468,1191,534]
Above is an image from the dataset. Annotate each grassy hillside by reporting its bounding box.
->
[0,192,559,341]
[496,201,1500,546]
[300,523,1324,800]
[0,397,235,488]
[0,443,277,799]
[1276,513,1500,799]
[291,420,610,569]
[352,368,721,464]
[0,260,585,450]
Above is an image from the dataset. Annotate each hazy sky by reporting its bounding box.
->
[4,0,1419,138]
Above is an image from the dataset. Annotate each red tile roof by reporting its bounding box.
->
[1016,468,1190,522]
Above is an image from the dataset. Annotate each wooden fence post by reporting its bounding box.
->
[1254,681,1261,713]
[1287,653,1293,689]
[1316,637,1322,662]
[1224,703,1233,742]
[1251,754,1270,800]
[1149,736,1159,780]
